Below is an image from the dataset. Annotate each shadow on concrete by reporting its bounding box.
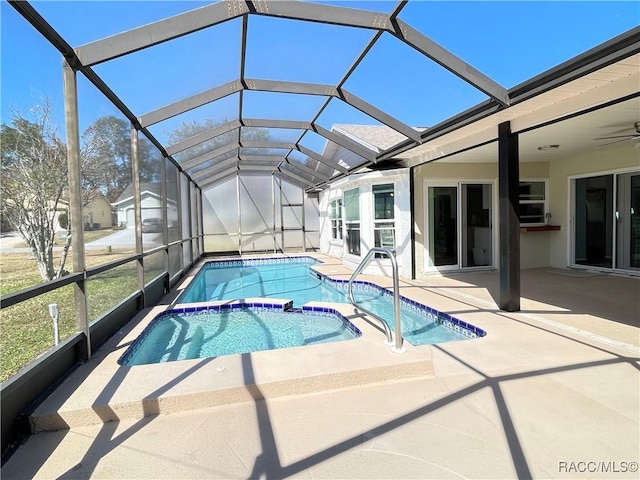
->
[6,265,639,478]
[420,268,639,328]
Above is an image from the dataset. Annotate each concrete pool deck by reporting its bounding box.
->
[2,253,639,479]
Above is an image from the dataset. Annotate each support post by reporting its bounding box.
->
[272,173,277,253]
[63,59,91,360]
[198,187,204,257]
[236,173,242,254]
[131,127,145,307]
[187,181,193,262]
[302,190,307,252]
[176,171,184,274]
[498,121,520,311]
[278,177,285,251]
[160,156,169,292]
[409,166,416,280]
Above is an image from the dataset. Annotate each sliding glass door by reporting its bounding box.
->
[573,170,639,271]
[616,172,640,270]
[426,182,493,271]
[427,186,458,269]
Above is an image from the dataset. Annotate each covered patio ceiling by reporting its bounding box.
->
[9,1,640,191]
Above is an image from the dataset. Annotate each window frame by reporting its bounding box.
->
[344,187,361,256]
[519,179,548,226]
[372,183,396,253]
[329,198,343,241]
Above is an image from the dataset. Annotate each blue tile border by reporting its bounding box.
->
[203,256,320,270]
[313,271,487,340]
[118,300,361,366]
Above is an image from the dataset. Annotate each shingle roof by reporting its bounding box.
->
[114,182,162,204]
[333,125,427,152]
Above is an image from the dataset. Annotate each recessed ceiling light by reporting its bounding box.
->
[537,144,560,151]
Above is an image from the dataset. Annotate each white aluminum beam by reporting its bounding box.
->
[248,1,387,30]
[198,168,239,190]
[285,158,330,181]
[240,140,296,150]
[243,118,311,129]
[338,88,422,143]
[277,168,316,188]
[273,173,308,190]
[180,141,239,170]
[191,156,240,181]
[297,145,347,174]
[166,120,242,156]
[245,78,336,97]
[238,164,277,171]
[239,155,284,164]
[140,80,243,127]
[391,18,510,106]
[311,123,376,161]
[76,1,247,66]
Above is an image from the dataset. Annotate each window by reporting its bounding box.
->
[330,198,342,240]
[344,188,360,255]
[519,181,547,225]
[373,184,395,254]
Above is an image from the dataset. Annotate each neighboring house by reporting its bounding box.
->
[56,191,116,231]
[113,182,178,228]
[81,194,115,230]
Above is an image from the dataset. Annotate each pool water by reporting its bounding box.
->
[178,258,477,346]
[121,307,360,366]
[179,259,346,305]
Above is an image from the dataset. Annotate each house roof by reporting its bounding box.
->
[113,182,162,205]
[332,125,420,152]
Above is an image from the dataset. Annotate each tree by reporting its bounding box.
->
[81,115,157,202]
[1,102,73,281]
[0,102,135,281]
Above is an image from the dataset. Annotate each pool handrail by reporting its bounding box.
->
[348,247,405,354]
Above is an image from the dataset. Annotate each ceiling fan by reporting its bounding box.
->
[594,121,640,146]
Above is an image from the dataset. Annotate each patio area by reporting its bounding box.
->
[3,258,638,479]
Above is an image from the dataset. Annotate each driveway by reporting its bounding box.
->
[87,228,162,248]
[0,229,161,253]
[0,232,30,254]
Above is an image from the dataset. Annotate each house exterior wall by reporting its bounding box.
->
[413,161,551,279]
[116,194,163,228]
[83,196,113,229]
[412,145,639,277]
[547,147,639,268]
[319,169,412,279]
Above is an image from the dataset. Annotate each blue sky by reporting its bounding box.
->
[1,0,638,154]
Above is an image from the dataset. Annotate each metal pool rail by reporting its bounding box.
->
[348,248,405,354]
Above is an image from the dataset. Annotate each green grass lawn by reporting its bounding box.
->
[0,250,150,382]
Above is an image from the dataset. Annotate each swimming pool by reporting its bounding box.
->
[178,257,486,346]
[120,302,361,366]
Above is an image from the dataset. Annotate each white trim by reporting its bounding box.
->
[567,165,639,181]
[423,179,496,273]
[372,182,396,251]
[519,178,549,226]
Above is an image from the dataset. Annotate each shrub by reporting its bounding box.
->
[58,211,68,229]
